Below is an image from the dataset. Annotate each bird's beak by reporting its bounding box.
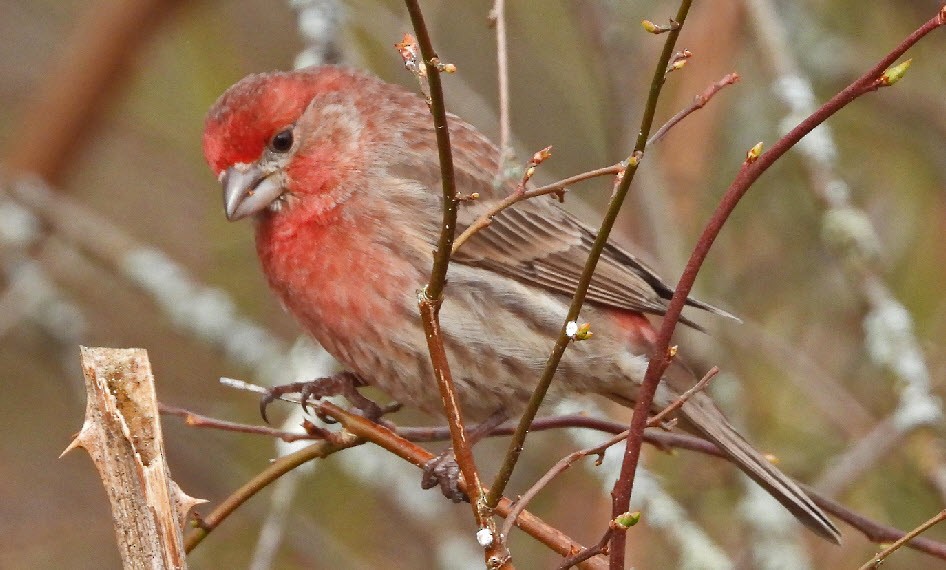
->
[221,163,284,221]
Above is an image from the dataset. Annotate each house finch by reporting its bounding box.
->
[203,66,839,542]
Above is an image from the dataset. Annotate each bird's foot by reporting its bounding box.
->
[259,371,391,424]
[421,449,467,503]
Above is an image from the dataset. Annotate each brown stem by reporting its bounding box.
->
[647,73,740,146]
[609,7,946,566]
[488,0,693,515]
[857,509,946,570]
[184,437,360,552]
[403,0,501,562]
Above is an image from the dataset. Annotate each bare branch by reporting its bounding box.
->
[610,10,946,565]
[858,509,946,570]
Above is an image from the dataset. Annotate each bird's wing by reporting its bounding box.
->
[393,113,734,325]
[454,197,736,327]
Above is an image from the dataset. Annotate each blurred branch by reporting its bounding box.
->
[4,0,184,183]
[290,0,344,68]
[6,176,292,383]
[726,318,875,438]
[0,192,87,346]
[488,0,514,179]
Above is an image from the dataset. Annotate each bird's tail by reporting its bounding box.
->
[679,390,841,543]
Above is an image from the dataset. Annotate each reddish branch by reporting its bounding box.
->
[609,6,946,567]
[647,72,740,146]
[401,2,503,564]
[166,396,946,562]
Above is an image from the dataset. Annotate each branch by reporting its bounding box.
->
[65,347,202,568]
[610,8,946,566]
[174,382,946,563]
[488,0,514,179]
[858,509,946,570]
[453,162,622,254]
[647,72,740,146]
[185,437,359,552]
[401,2,501,560]
[487,0,693,515]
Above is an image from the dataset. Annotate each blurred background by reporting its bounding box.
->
[2,0,946,568]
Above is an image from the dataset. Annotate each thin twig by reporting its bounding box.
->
[609,8,946,568]
[487,0,693,515]
[489,0,513,179]
[499,367,718,541]
[185,437,360,552]
[557,529,614,570]
[192,379,946,562]
[647,72,740,146]
[646,366,719,427]
[857,509,946,570]
[453,163,623,254]
[159,403,317,443]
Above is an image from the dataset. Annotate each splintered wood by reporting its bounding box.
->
[63,347,202,570]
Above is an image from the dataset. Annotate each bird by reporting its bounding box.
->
[202,65,840,543]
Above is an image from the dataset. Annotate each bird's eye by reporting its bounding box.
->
[269,129,294,153]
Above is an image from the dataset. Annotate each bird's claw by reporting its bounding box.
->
[258,372,387,424]
[421,450,467,503]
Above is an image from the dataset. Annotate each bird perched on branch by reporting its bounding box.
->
[203,66,839,542]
